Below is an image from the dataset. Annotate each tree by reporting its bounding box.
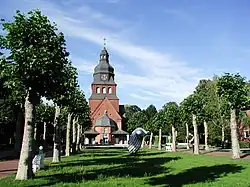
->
[163,102,179,152]
[51,64,78,162]
[0,9,75,180]
[34,102,55,149]
[179,99,192,144]
[180,93,203,155]
[145,104,157,119]
[124,105,141,119]
[0,55,25,152]
[217,73,250,159]
[127,110,148,133]
[195,79,220,150]
[67,88,89,154]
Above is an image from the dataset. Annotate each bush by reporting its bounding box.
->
[239,141,250,148]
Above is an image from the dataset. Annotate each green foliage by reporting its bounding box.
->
[239,141,250,148]
[179,99,192,126]
[124,105,141,119]
[0,9,76,102]
[34,102,55,125]
[217,73,250,110]
[144,104,157,119]
[68,88,91,130]
[127,110,148,133]
[163,102,179,129]
[147,109,170,134]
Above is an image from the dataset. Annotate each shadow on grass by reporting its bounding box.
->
[148,164,244,187]
[50,150,166,169]
[32,156,181,186]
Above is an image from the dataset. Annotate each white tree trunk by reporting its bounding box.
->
[76,122,81,151]
[149,132,153,149]
[230,109,241,159]
[193,114,199,155]
[52,105,61,163]
[222,124,225,148]
[185,123,190,149]
[158,128,162,150]
[172,125,176,152]
[204,121,209,151]
[141,137,145,148]
[15,93,34,180]
[43,122,47,141]
[14,111,23,153]
[65,113,72,156]
[33,124,37,140]
[72,116,77,153]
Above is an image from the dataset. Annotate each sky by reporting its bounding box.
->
[1,0,250,109]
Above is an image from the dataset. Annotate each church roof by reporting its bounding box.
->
[83,128,99,135]
[95,110,117,127]
[112,129,129,135]
[94,47,114,74]
[91,97,122,121]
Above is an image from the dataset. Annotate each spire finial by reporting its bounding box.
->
[103,37,107,48]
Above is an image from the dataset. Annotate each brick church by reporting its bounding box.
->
[84,46,128,145]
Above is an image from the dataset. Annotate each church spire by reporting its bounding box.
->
[103,37,107,48]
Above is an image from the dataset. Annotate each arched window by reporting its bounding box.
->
[108,87,112,94]
[96,87,100,94]
[102,87,106,94]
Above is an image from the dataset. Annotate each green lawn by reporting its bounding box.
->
[1,148,250,187]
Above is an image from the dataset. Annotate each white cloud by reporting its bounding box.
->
[2,0,208,104]
[129,93,157,101]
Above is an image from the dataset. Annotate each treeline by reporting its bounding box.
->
[124,75,250,159]
[0,10,91,180]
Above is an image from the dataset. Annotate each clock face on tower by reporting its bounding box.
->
[101,74,108,81]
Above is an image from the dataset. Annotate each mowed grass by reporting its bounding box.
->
[1,148,250,187]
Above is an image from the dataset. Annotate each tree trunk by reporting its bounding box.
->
[72,116,78,153]
[149,132,153,149]
[15,93,34,180]
[76,122,81,151]
[141,137,145,148]
[230,109,241,159]
[33,124,37,140]
[158,128,162,150]
[185,123,190,149]
[43,122,47,141]
[14,110,24,153]
[193,114,199,155]
[65,113,72,156]
[221,124,225,148]
[171,125,176,152]
[52,105,61,163]
[204,121,209,151]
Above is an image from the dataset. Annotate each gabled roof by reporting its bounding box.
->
[84,128,99,135]
[112,129,129,135]
[91,97,122,120]
[95,111,117,127]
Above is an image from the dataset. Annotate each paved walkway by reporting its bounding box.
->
[0,159,18,178]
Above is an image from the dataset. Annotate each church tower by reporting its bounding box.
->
[88,44,126,144]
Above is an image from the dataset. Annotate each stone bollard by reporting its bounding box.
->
[39,146,45,169]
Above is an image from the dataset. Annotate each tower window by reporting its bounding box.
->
[96,87,100,94]
[108,87,112,94]
[102,87,106,94]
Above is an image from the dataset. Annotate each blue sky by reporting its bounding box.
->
[1,0,250,109]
